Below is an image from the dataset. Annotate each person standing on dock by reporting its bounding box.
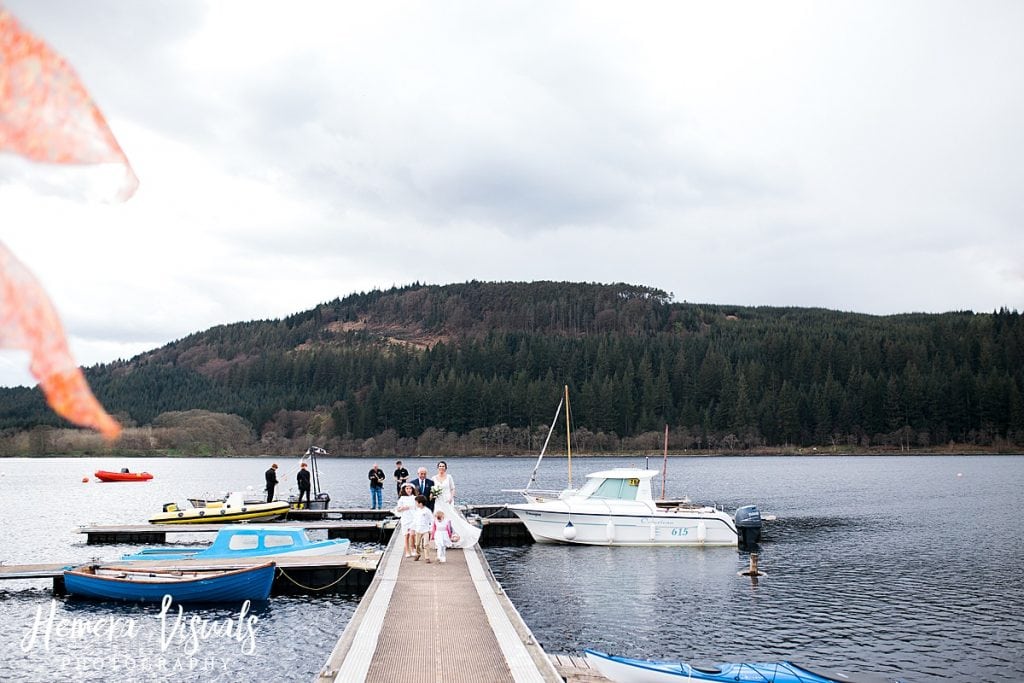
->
[414,467,435,510]
[394,481,418,557]
[411,495,432,561]
[265,463,279,502]
[296,462,311,508]
[368,463,386,509]
[394,460,409,496]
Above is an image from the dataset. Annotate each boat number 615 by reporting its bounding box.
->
[670,528,689,536]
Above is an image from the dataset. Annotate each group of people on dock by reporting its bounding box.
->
[261,457,481,554]
[263,461,311,504]
[391,460,481,559]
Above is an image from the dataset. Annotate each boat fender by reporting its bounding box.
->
[649,524,656,541]
[199,510,205,517]
[606,520,615,543]
[242,507,247,513]
[220,509,226,515]
[563,521,577,540]
[177,512,184,518]
[697,520,707,543]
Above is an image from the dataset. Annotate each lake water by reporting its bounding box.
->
[0,454,1021,682]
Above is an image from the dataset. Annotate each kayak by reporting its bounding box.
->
[583,649,907,683]
[95,470,153,482]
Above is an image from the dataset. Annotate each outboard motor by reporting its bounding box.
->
[734,505,763,551]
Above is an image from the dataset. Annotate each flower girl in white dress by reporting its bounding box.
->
[393,481,418,557]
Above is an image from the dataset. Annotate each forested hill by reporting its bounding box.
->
[0,281,1021,456]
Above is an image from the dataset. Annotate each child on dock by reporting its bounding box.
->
[394,481,418,557]
[430,510,456,563]
[411,495,432,561]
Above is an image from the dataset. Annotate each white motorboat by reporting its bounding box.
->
[509,467,762,547]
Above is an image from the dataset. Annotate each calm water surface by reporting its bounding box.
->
[0,454,1021,682]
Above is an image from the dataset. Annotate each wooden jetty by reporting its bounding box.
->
[77,506,531,546]
[316,527,562,682]
[77,519,393,545]
[0,552,381,595]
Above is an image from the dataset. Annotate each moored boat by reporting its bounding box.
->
[509,467,762,547]
[64,561,276,603]
[95,469,153,482]
[121,526,350,561]
[583,649,907,683]
[508,385,762,547]
[149,492,290,524]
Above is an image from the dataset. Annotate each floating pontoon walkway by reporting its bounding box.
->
[316,528,561,682]
[77,520,393,544]
[77,509,530,546]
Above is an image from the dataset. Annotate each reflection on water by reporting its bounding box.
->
[0,454,1022,682]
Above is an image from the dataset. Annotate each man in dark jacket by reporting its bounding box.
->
[296,462,311,508]
[394,460,409,496]
[265,463,279,502]
[368,463,385,509]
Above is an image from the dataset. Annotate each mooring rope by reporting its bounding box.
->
[275,566,355,592]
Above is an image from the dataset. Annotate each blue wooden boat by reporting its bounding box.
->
[64,561,276,603]
[584,649,907,683]
[120,526,350,562]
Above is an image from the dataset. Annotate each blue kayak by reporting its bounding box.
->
[584,649,907,683]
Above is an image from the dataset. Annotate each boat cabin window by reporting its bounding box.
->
[264,535,295,548]
[591,478,639,501]
[228,535,260,550]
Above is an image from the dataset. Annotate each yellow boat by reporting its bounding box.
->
[149,492,290,524]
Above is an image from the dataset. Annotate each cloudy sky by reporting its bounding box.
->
[1,1,1022,387]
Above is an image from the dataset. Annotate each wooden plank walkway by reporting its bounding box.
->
[549,654,611,682]
[316,527,562,682]
[77,520,392,544]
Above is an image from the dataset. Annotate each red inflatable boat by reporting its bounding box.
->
[95,469,153,482]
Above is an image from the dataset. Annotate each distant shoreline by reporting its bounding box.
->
[5,449,1022,459]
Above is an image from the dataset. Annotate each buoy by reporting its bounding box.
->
[697,520,707,543]
[82,476,89,483]
[563,520,577,540]
[605,520,615,543]
[739,552,766,577]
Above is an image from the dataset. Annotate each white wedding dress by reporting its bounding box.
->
[433,473,481,549]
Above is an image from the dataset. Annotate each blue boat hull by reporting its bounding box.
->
[120,527,350,562]
[584,649,905,683]
[64,562,275,603]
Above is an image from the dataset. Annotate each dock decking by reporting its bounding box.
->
[316,527,561,682]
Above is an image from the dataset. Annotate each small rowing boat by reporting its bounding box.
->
[95,469,153,482]
[64,561,276,603]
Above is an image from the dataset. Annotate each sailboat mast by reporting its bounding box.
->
[661,423,668,500]
[564,384,572,490]
[524,396,564,492]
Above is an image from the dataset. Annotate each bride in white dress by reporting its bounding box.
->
[432,461,481,549]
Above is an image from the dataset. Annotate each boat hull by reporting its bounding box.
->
[122,538,350,561]
[149,501,290,524]
[509,506,738,546]
[583,650,904,683]
[64,562,276,603]
[95,470,153,482]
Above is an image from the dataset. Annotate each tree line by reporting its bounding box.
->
[0,282,1020,455]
